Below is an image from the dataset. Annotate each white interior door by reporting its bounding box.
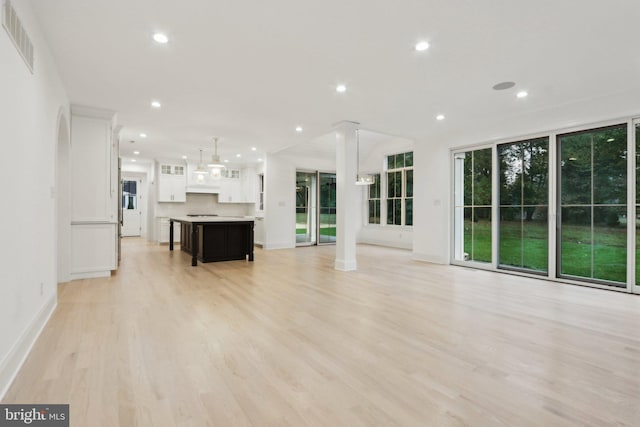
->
[122,178,141,236]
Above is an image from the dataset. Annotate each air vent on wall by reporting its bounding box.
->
[2,0,34,73]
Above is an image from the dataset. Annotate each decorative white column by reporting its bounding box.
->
[334,121,359,271]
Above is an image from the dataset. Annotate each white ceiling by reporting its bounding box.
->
[31,0,640,164]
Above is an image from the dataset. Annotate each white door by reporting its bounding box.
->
[122,179,141,236]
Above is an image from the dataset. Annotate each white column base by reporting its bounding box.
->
[334,258,357,271]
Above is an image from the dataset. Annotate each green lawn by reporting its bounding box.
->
[466,220,627,283]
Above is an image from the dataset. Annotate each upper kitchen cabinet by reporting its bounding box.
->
[218,167,258,203]
[157,162,186,202]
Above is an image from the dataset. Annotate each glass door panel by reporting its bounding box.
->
[497,138,549,273]
[296,172,317,245]
[635,122,640,293]
[558,124,627,287]
[453,148,492,263]
[318,173,336,244]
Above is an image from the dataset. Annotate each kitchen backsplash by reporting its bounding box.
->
[155,193,254,217]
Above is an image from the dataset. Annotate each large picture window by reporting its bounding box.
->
[498,138,549,272]
[558,124,627,285]
[453,148,492,263]
[386,152,413,226]
[368,174,381,224]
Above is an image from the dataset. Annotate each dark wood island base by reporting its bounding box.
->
[169,217,254,266]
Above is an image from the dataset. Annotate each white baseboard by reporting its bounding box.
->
[264,241,294,250]
[334,258,357,271]
[358,238,412,250]
[0,294,57,400]
[412,252,448,264]
[70,270,111,280]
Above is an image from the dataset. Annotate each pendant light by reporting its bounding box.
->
[194,149,208,175]
[208,137,225,168]
[355,128,374,185]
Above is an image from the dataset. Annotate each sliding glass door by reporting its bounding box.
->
[296,172,317,245]
[318,173,337,244]
[453,148,492,264]
[498,138,549,273]
[296,171,336,246]
[635,121,640,294]
[558,124,627,286]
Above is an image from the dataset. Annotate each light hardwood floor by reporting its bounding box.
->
[4,238,640,426]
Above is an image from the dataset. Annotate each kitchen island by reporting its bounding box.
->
[169,216,254,266]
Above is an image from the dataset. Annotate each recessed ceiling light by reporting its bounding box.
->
[139,133,147,138]
[131,159,136,162]
[151,101,161,108]
[415,41,430,52]
[336,84,347,93]
[295,126,303,132]
[516,91,528,98]
[224,159,229,163]
[251,147,257,151]
[236,154,241,158]
[257,158,263,162]
[133,151,140,155]
[436,114,445,121]
[493,81,516,90]
[153,33,168,44]
[181,155,187,159]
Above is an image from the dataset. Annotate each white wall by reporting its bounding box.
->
[412,139,450,262]
[0,0,69,398]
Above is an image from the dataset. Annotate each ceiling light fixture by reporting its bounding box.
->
[236,154,241,158]
[139,133,147,138]
[493,81,516,91]
[194,149,208,175]
[151,101,161,108]
[207,137,225,168]
[415,41,430,51]
[295,126,303,132]
[436,114,445,121]
[516,91,528,98]
[355,127,374,186]
[133,151,140,155]
[251,147,257,151]
[181,155,187,159]
[131,159,136,162]
[224,159,229,163]
[336,84,347,93]
[153,33,169,44]
[257,158,263,162]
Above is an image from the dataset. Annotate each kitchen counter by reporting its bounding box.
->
[169,216,254,266]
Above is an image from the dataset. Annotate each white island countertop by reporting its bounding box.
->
[170,216,255,223]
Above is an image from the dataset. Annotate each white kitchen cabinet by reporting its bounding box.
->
[70,105,120,279]
[254,216,264,246]
[241,167,257,203]
[157,163,186,202]
[218,168,258,203]
[218,174,242,203]
[156,218,181,243]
